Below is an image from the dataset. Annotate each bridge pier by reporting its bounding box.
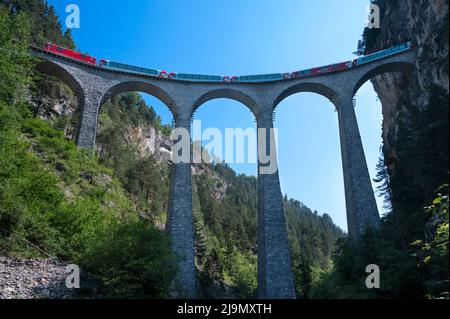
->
[257,114,296,299]
[336,93,380,237]
[75,88,103,151]
[167,115,197,298]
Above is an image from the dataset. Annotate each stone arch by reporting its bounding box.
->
[273,82,338,113]
[192,88,260,118]
[100,80,177,117]
[353,61,415,95]
[35,59,85,109]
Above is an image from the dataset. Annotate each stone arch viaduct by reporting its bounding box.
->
[30,46,416,298]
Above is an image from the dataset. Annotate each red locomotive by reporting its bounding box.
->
[44,43,96,65]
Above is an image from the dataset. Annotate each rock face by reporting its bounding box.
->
[29,77,79,139]
[192,165,228,201]
[0,257,75,299]
[124,125,173,161]
[368,0,448,166]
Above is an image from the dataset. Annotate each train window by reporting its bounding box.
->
[57,47,64,52]
[80,54,87,59]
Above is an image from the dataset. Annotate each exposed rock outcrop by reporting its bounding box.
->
[368,0,449,166]
[29,76,79,139]
[192,165,228,201]
[124,125,173,161]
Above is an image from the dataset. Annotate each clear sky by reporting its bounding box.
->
[49,0,385,231]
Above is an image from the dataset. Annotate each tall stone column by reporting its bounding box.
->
[167,114,196,298]
[336,93,380,237]
[75,88,103,151]
[257,113,296,299]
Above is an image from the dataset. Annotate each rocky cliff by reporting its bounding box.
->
[367,0,448,168]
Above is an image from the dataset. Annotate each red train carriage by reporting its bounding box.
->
[44,43,97,65]
[309,61,352,76]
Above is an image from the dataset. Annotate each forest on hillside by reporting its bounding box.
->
[0,0,345,299]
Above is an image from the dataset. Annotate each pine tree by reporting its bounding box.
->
[297,250,313,299]
[373,150,393,211]
[195,221,208,264]
[62,29,75,49]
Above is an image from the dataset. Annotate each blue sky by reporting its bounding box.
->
[49,0,384,231]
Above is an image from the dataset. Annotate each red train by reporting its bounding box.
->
[44,43,96,65]
[289,61,353,79]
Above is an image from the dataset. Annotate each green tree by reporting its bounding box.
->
[296,250,313,299]
[0,7,34,105]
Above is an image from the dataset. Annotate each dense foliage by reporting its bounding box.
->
[96,93,171,225]
[1,0,75,49]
